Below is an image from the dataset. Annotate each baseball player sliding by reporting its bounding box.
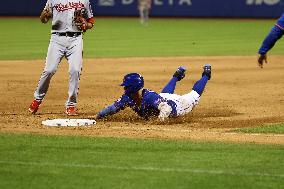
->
[96,65,211,121]
[258,13,284,68]
[29,0,95,115]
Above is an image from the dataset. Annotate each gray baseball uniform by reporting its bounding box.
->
[34,0,94,108]
[138,0,151,25]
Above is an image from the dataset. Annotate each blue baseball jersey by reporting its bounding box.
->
[97,89,177,119]
[258,13,284,55]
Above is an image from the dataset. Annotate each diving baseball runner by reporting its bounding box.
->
[96,65,212,121]
[29,0,95,115]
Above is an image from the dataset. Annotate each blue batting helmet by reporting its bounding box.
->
[120,73,144,94]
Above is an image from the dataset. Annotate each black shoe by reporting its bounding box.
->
[202,64,211,80]
[173,66,186,81]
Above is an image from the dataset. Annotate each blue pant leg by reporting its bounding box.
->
[192,76,209,96]
[161,77,178,94]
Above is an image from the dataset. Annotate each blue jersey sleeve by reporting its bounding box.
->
[276,13,284,29]
[142,90,177,117]
[96,94,132,119]
[143,90,164,109]
[258,19,284,55]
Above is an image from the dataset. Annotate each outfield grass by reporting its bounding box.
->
[235,124,284,134]
[0,17,284,60]
[0,134,283,189]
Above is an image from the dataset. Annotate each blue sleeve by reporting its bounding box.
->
[144,91,164,109]
[276,13,284,29]
[96,94,131,119]
[143,90,177,116]
[96,104,118,119]
[258,25,284,55]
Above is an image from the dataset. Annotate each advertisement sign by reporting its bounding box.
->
[0,0,283,18]
[94,0,283,18]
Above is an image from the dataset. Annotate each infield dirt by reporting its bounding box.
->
[0,56,284,144]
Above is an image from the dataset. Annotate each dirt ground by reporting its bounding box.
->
[0,56,284,144]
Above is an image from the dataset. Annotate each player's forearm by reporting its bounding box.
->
[96,104,118,119]
[258,25,284,55]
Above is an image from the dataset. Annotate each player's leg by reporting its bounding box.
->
[192,64,211,95]
[65,35,83,115]
[29,35,65,114]
[178,64,211,115]
[161,66,186,94]
[143,9,149,25]
[139,8,144,25]
[34,36,65,100]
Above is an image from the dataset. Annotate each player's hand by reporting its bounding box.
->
[258,54,268,68]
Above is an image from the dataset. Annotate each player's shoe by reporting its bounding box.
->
[28,99,41,114]
[202,64,211,80]
[173,66,186,81]
[65,107,78,116]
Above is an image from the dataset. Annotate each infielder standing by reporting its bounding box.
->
[138,0,152,26]
[29,0,95,115]
[258,13,284,68]
[96,65,211,121]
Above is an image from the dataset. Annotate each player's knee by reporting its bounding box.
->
[43,69,56,76]
[69,68,81,77]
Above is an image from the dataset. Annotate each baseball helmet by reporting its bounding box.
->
[120,73,144,94]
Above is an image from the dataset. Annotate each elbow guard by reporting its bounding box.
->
[158,102,172,121]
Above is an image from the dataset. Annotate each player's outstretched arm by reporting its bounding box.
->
[96,95,130,119]
[258,25,284,68]
[96,104,119,119]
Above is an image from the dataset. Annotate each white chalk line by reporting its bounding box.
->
[111,126,284,137]
[0,160,283,178]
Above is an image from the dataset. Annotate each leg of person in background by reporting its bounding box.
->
[139,8,144,25]
[143,9,149,26]
[161,66,186,94]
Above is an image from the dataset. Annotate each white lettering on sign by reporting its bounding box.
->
[122,0,134,5]
[179,0,192,5]
[98,0,115,6]
[154,0,163,5]
[246,0,280,5]
[99,0,192,6]
[153,0,191,6]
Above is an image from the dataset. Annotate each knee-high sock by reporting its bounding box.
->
[161,77,178,94]
[192,76,209,95]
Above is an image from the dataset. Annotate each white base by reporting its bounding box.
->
[42,119,96,127]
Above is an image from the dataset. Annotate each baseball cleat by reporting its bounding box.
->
[173,66,186,81]
[202,64,211,80]
[28,99,41,114]
[65,107,78,116]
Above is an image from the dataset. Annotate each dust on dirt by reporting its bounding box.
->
[0,56,284,144]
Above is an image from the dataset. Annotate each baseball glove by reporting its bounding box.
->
[74,8,88,32]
